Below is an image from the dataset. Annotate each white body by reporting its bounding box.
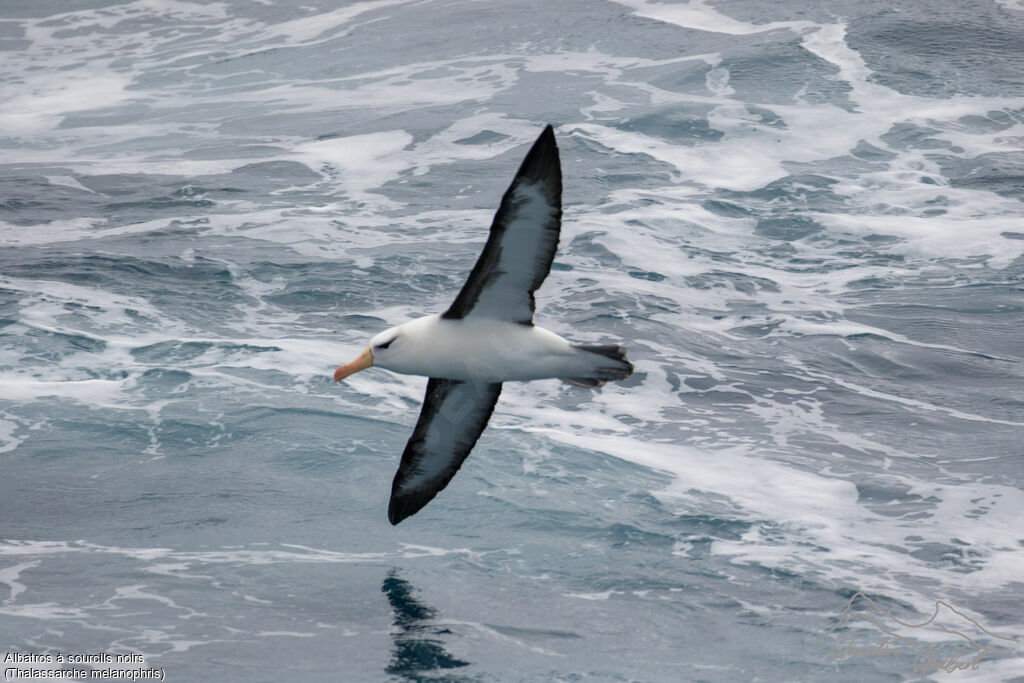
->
[371,314,597,383]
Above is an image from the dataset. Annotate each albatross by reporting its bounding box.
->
[334,125,634,525]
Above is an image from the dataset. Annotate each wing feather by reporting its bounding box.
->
[442,125,562,324]
[388,378,502,524]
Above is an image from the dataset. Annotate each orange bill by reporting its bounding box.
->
[334,347,373,382]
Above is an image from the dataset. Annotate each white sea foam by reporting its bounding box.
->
[407,114,551,175]
[0,414,27,454]
[0,540,388,567]
[531,429,1024,603]
[0,561,37,602]
[292,130,413,205]
[610,0,814,36]
[0,71,134,135]
[553,13,1024,274]
[257,0,419,44]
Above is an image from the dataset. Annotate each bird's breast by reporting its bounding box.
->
[386,317,573,383]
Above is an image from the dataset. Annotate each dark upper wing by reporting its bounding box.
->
[441,124,562,324]
[388,378,502,525]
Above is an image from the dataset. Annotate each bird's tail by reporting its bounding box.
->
[561,344,634,388]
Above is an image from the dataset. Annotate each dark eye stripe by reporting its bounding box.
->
[375,336,396,350]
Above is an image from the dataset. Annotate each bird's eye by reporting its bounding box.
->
[375,336,396,350]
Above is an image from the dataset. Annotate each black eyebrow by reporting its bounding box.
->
[374,336,397,350]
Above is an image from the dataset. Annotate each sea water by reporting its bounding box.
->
[1,0,1023,680]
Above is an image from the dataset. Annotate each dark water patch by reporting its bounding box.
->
[862,234,902,244]
[61,301,103,314]
[904,540,984,572]
[834,247,905,266]
[810,338,933,382]
[844,296,1024,361]
[784,147,899,179]
[453,129,509,145]
[941,151,1024,200]
[564,131,678,192]
[848,9,1024,98]
[228,404,372,429]
[614,107,723,145]
[595,172,656,189]
[683,376,718,392]
[595,522,677,550]
[479,437,676,526]
[266,288,370,313]
[567,232,622,265]
[692,389,757,406]
[879,122,961,153]
[256,257,453,315]
[104,195,216,212]
[690,270,781,295]
[12,410,154,461]
[212,365,295,387]
[746,105,787,129]
[219,342,282,354]
[670,513,751,542]
[724,318,780,338]
[955,109,1020,134]
[69,164,317,222]
[643,58,726,96]
[20,327,107,358]
[223,160,321,187]
[850,139,897,161]
[0,197,49,212]
[702,199,754,218]
[271,446,354,475]
[775,255,860,274]
[720,173,847,216]
[759,242,798,261]
[332,313,391,333]
[153,418,226,450]
[139,368,192,388]
[0,174,106,225]
[132,341,213,363]
[716,38,854,109]
[627,270,665,282]
[844,276,907,293]
[1,252,252,329]
[855,481,939,519]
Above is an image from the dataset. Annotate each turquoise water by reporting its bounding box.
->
[2,1,1023,680]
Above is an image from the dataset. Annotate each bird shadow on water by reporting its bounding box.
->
[381,568,474,682]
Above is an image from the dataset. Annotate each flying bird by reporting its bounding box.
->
[334,125,634,524]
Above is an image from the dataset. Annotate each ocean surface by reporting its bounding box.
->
[2,0,1023,680]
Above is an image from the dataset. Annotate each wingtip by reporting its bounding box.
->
[514,124,561,190]
[387,502,406,525]
[387,495,420,525]
[535,123,557,151]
